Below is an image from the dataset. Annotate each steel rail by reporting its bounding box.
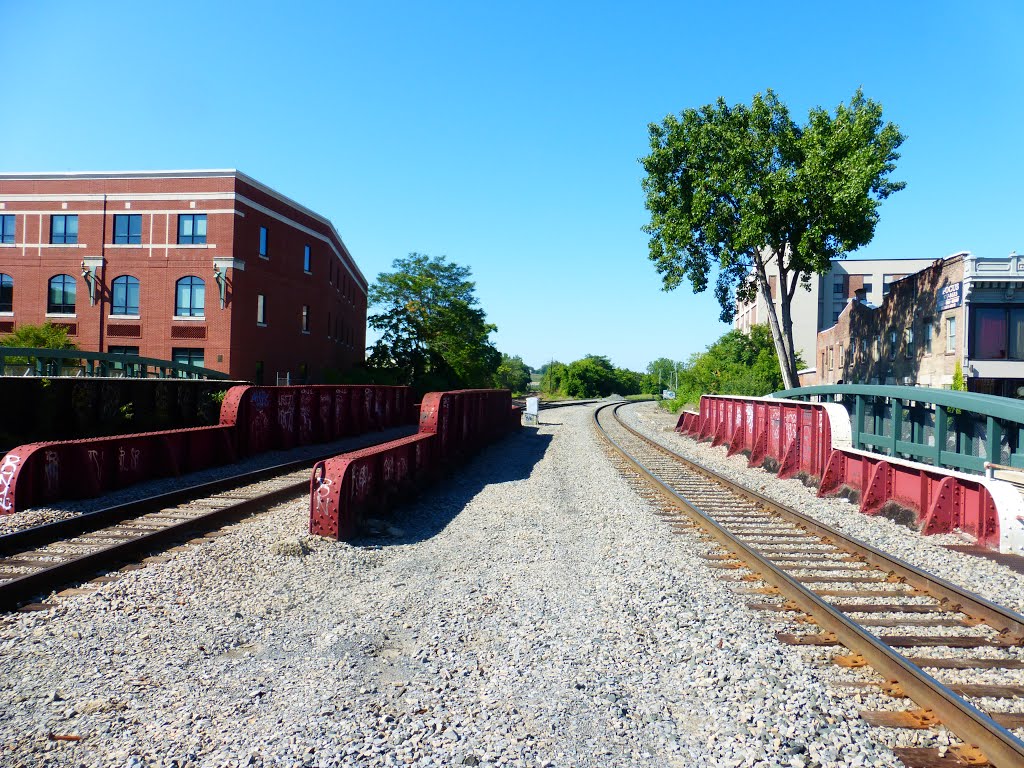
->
[595,402,1024,768]
[0,425,418,558]
[0,425,418,611]
[0,478,307,612]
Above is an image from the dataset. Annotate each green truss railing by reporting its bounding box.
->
[773,384,1024,474]
[0,347,229,380]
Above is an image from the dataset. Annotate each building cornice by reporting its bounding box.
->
[0,169,367,289]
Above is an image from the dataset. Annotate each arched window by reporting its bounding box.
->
[0,274,12,313]
[175,276,205,317]
[111,275,140,315]
[48,274,76,314]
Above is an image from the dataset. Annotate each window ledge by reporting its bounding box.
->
[258,254,269,260]
[39,243,86,248]
[0,244,16,248]
[109,315,141,320]
[172,316,206,322]
[257,322,267,328]
[45,313,77,318]
[108,244,144,249]
[304,270,312,275]
[170,243,213,249]
[0,312,13,317]
[301,330,310,335]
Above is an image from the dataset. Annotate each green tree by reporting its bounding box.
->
[540,361,568,395]
[493,354,532,394]
[641,89,905,390]
[366,254,501,390]
[674,325,797,405]
[0,322,77,350]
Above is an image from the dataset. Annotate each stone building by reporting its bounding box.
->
[735,256,934,365]
[813,251,1024,396]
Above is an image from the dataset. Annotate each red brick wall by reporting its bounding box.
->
[0,172,367,382]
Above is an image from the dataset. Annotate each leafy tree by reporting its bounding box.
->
[0,322,77,350]
[493,354,532,394]
[366,254,501,390]
[540,361,568,395]
[672,325,797,406]
[644,357,684,394]
[641,89,905,390]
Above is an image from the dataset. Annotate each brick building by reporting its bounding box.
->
[0,170,367,383]
[813,251,1024,397]
[735,256,934,364]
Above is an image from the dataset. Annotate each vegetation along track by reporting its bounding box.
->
[0,434,410,613]
[597,401,1024,768]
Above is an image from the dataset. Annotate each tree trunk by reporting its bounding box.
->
[752,251,797,391]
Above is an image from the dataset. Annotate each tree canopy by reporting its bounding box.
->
[366,253,500,391]
[493,353,532,394]
[641,89,905,389]
[0,322,77,350]
[540,355,644,399]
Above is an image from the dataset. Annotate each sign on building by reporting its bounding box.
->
[937,282,962,312]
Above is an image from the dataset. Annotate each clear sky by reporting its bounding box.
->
[3,1,1022,371]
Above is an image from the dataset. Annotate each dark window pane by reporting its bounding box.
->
[52,216,65,240]
[259,226,267,256]
[179,215,193,239]
[974,308,1007,359]
[1,215,15,243]
[66,216,78,242]
[194,215,206,241]
[1011,310,1024,360]
[0,274,12,312]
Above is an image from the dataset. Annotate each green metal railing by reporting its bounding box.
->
[0,347,230,380]
[773,384,1024,474]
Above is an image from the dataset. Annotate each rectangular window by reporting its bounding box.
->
[838,344,844,367]
[108,345,140,374]
[946,317,956,354]
[255,361,264,385]
[113,214,142,244]
[924,323,933,354]
[172,347,205,371]
[905,327,914,358]
[303,244,311,273]
[889,330,897,360]
[177,214,207,245]
[833,276,846,295]
[861,281,873,297]
[1011,309,1024,359]
[969,307,1024,360]
[874,336,881,360]
[259,226,268,258]
[0,214,15,244]
[50,215,78,244]
[257,294,266,325]
[828,347,833,370]
[0,274,11,312]
[302,304,310,333]
[861,337,867,356]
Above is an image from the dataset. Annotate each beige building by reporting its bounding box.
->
[813,251,1024,397]
[735,257,934,366]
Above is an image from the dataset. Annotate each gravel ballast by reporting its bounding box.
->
[1,403,920,767]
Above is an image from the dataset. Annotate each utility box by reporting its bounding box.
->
[525,397,539,424]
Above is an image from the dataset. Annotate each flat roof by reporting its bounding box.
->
[0,169,366,286]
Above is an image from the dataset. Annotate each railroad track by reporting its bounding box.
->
[596,401,1024,768]
[0,428,415,613]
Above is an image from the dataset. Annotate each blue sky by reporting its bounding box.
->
[3,1,1022,371]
